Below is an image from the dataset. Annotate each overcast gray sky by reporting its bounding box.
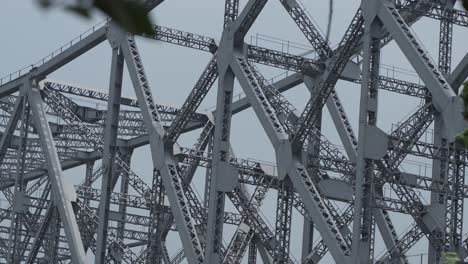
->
[1,1,467,263]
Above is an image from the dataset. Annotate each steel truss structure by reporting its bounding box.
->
[0,0,468,263]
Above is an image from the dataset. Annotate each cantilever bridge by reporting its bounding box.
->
[0,0,468,263]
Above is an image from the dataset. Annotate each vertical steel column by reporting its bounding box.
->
[248,238,258,264]
[84,161,94,206]
[443,7,464,258]
[273,179,293,263]
[205,0,269,259]
[428,3,453,262]
[301,75,322,261]
[256,238,273,264]
[117,149,132,242]
[26,202,53,264]
[158,121,214,252]
[28,81,87,264]
[446,145,465,253]
[203,135,213,208]
[7,94,29,264]
[351,8,382,264]
[428,118,448,263]
[438,5,453,76]
[302,218,314,260]
[224,0,239,27]
[0,94,24,167]
[160,242,171,264]
[147,169,166,264]
[116,149,132,264]
[95,46,124,264]
[44,206,61,263]
[204,63,236,263]
[121,36,204,263]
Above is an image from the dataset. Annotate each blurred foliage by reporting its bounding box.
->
[463,0,468,11]
[441,251,460,264]
[37,0,155,35]
[456,82,468,148]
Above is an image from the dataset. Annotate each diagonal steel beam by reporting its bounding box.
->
[282,4,404,261]
[0,94,24,166]
[232,0,268,43]
[121,35,205,264]
[0,0,164,99]
[231,55,351,263]
[0,27,106,98]
[427,3,455,261]
[376,0,465,138]
[28,80,145,262]
[448,52,468,91]
[278,0,333,60]
[25,204,54,264]
[292,9,364,150]
[7,91,31,264]
[28,81,87,263]
[164,56,218,145]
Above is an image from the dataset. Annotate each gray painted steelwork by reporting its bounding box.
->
[0,0,467,263]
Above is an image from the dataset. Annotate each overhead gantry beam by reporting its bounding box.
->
[0,72,303,191]
[0,28,107,99]
[0,0,164,99]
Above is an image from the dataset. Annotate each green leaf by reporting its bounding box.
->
[65,6,91,18]
[93,0,155,35]
[441,251,460,264]
[461,82,468,120]
[455,129,468,147]
[37,0,52,8]
[463,0,468,11]
[455,82,468,148]
[36,0,155,35]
